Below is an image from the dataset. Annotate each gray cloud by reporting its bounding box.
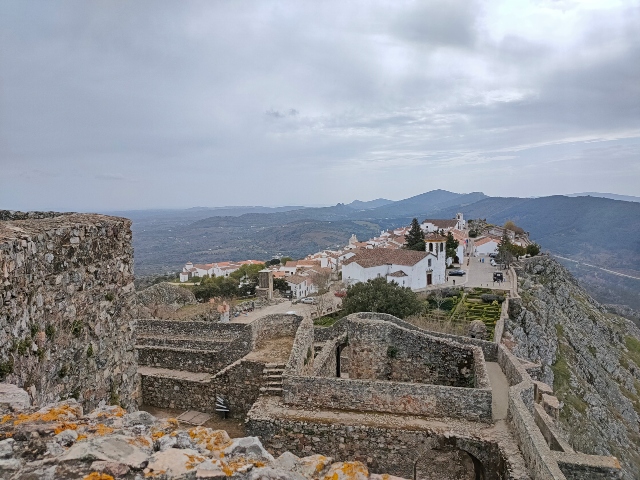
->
[0,0,638,211]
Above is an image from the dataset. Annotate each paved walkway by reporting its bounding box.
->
[233,292,341,323]
[486,362,509,421]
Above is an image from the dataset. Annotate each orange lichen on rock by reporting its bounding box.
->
[13,403,81,426]
[151,431,165,440]
[189,427,232,454]
[54,422,79,435]
[77,434,87,441]
[128,436,151,447]
[323,461,369,480]
[144,469,167,478]
[96,406,126,418]
[1,414,12,424]
[186,453,206,470]
[83,473,115,480]
[93,424,114,436]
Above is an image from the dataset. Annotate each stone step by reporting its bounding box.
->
[259,386,283,396]
[265,363,286,369]
[263,368,285,375]
[266,380,282,386]
[264,374,283,380]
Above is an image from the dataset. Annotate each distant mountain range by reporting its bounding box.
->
[109,189,640,309]
[566,192,640,203]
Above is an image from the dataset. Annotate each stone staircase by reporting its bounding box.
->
[260,362,285,396]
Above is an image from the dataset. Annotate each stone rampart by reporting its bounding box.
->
[140,357,266,419]
[137,318,248,339]
[0,212,138,410]
[137,345,233,374]
[285,317,315,376]
[284,314,492,422]
[315,312,498,361]
[283,374,492,421]
[497,343,622,479]
[247,397,525,480]
[250,313,302,348]
[347,318,478,387]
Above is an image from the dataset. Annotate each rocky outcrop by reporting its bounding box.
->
[134,283,196,311]
[133,283,197,319]
[0,387,404,480]
[504,256,640,480]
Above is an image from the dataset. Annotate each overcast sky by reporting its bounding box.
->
[1,0,639,211]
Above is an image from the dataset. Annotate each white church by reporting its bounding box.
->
[342,232,448,290]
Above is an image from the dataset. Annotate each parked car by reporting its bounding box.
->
[449,270,466,276]
[489,253,497,258]
[334,290,347,297]
[300,297,317,304]
[493,272,504,282]
[490,259,497,266]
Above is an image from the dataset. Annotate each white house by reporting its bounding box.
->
[286,275,317,299]
[473,236,501,255]
[421,218,459,233]
[342,238,447,290]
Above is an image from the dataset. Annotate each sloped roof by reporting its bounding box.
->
[387,270,408,277]
[475,236,500,246]
[422,219,458,228]
[342,249,428,268]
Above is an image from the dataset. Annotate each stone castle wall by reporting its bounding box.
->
[347,318,477,387]
[0,212,138,410]
[246,400,514,480]
[140,358,266,419]
[283,313,492,422]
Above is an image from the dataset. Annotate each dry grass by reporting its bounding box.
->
[404,313,470,336]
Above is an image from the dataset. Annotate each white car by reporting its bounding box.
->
[300,297,316,304]
[490,259,497,266]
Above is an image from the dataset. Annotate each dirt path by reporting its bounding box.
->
[486,361,509,421]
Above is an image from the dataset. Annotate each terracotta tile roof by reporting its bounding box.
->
[474,236,500,246]
[424,232,447,242]
[422,219,458,228]
[285,275,308,285]
[387,270,408,277]
[284,261,298,267]
[342,249,428,268]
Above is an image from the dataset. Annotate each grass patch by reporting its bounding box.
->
[314,316,339,327]
[552,352,571,392]
[625,336,640,367]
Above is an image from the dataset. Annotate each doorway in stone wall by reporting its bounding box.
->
[335,345,341,378]
[427,273,433,285]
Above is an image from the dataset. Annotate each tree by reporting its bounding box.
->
[445,232,459,261]
[280,257,293,265]
[405,218,425,251]
[526,243,541,256]
[273,278,289,293]
[192,276,239,301]
[503,220,525,235]
[341,277,424,319]
[497,231,514,268]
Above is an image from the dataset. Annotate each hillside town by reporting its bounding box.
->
[178,213,533,299]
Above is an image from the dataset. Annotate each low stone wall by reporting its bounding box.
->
[347,318,479,387]
[316,312,498,361]
[283,374,492,421]
[497,343,622,479]
[285,317,315,376]
[0,212,138,411]
[246,401,514,480]
[312,334,345,378]
[250,314,302,348]
[553,452,622,480]
[141,358,266,419]
[137,345,235,374]
[141,371,211,412]
[137,318,248,339]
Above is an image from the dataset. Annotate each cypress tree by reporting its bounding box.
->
[405,218,425,251]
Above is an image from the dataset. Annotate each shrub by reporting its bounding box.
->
[481,294,505,303]
[387,346,399,358]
